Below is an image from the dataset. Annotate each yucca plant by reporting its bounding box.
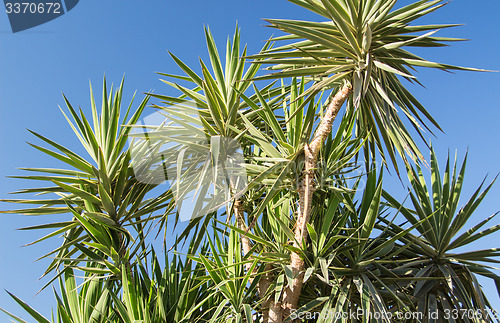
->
[2,1,500,323]
[142,26,284,249]
[2,242,219,323]
[109,241,222,323]
[252,0,478,165]
[2,264,113,323]
[383,148,500,321]
[0,78,170,288]
[187,223,262,323]
[137,27,307,320]
[219,77,364,322]
[246,0,484,319]
[274,166,424,322]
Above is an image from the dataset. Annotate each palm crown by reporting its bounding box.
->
[251,0,481,167]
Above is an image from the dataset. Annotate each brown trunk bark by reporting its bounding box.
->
[281,85,352,321]
[259,264,274,323]
[268,301,283,323]
[235,198,275,322]
[235,198,252,268]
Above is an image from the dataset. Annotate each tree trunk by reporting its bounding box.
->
[235,198,252,268]
[259,264,274,323]
[234,198,275,322]
[281,84,352,320]
[268,301,283,323]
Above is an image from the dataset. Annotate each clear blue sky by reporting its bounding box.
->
[1,0,500,320]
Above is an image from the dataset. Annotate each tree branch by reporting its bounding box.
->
[281,84,353,320]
